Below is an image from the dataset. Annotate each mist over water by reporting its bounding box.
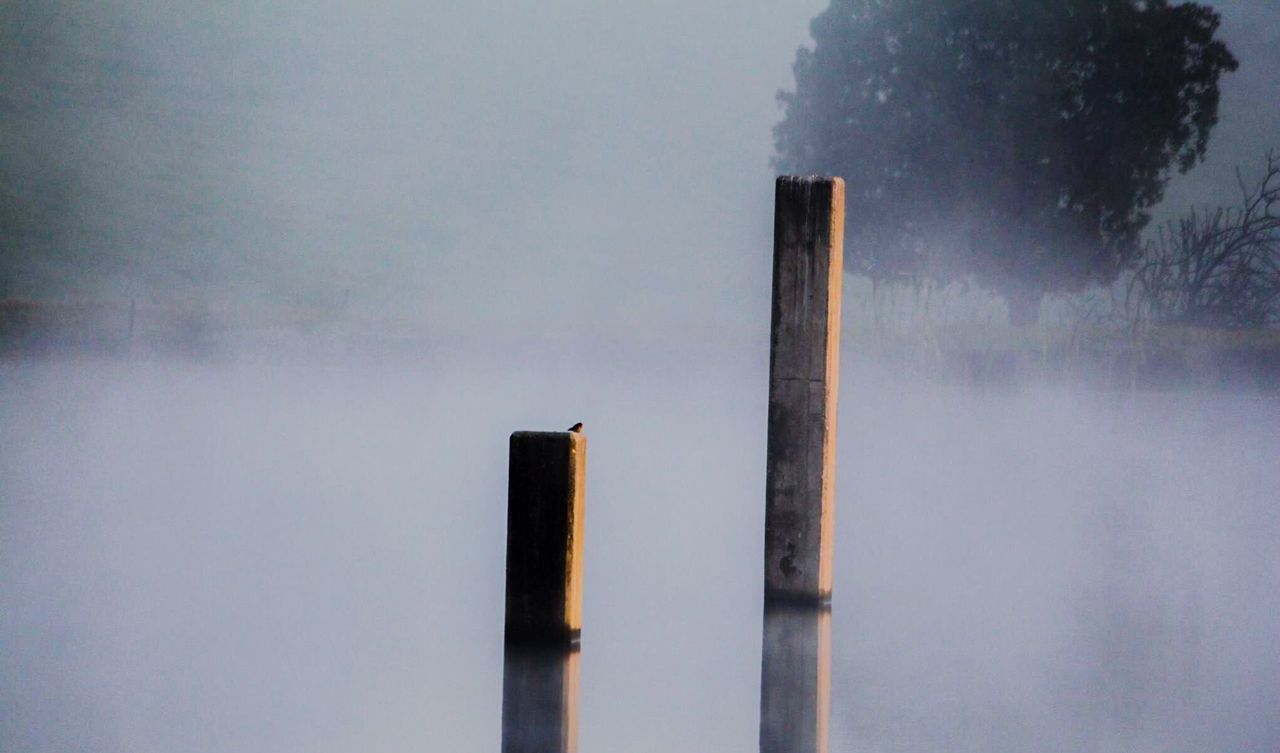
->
[3,347,1277,752]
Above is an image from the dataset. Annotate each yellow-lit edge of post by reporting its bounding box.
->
[818,178,843,599]
[564,432,586,635]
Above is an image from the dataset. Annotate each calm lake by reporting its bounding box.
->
[3,349,1277,752]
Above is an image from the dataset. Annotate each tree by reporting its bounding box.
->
[774,0,1238,325]
[1128,151,1280,328]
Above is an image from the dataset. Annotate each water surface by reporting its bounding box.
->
[2,352,1277,752]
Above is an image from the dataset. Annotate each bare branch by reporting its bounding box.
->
[1128,150,1280,327]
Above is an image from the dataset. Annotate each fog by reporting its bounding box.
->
[6,0,1273,337]
[2,0,826,340]
[3,1,1280,751]
[3,350,1278,752]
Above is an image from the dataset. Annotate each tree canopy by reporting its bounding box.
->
[774,0,1238,323]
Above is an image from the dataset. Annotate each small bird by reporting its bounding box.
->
[567,422,584,433]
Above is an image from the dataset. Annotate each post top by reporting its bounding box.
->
[776,175,844,187]
[509,431,587,454]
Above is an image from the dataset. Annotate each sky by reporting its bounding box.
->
[1158,0,1280,221]
[2,0,1277,344]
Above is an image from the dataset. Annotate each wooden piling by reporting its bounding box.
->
[505,431,587,646]
[765,176,844,604]
[501,645,580,753]
[759,605,831,753]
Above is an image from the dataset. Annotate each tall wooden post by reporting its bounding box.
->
[759,605,832,753]
[765,176,844,604]
[505,430,587,646]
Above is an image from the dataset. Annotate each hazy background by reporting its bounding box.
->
[3,0,1278,342]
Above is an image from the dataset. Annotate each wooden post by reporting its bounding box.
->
[501,646,580,753]
[765,176,844,604]
[759,605,832,753]
[505,431,587,646]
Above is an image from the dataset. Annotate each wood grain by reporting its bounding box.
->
[765,176,844,603]
[505,431,587,646]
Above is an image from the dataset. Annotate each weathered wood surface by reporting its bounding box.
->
[765,176,844,603]
[505,431,587,646]
[502,646,580,753]
[759,605,831,753]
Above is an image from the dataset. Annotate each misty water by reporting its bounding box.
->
[3,346,1277,753]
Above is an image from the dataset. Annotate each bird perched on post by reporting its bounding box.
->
[567,422,583,433]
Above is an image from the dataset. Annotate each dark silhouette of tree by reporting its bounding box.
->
[774,0,1238,325]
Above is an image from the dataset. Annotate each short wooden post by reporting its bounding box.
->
[765,176,844,604]
[505,431,587,646]
[759,605,832,753]
[501,646,580,753]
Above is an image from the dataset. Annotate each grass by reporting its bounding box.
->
[4,293,1279,391]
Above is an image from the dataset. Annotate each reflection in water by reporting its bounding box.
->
[501,645,580,753]
[4,366,1277,751]
[1063,472,1207,751]
[760,605,831,753]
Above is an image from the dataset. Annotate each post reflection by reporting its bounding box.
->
[759,605,831,753]
[501,645,580,753]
